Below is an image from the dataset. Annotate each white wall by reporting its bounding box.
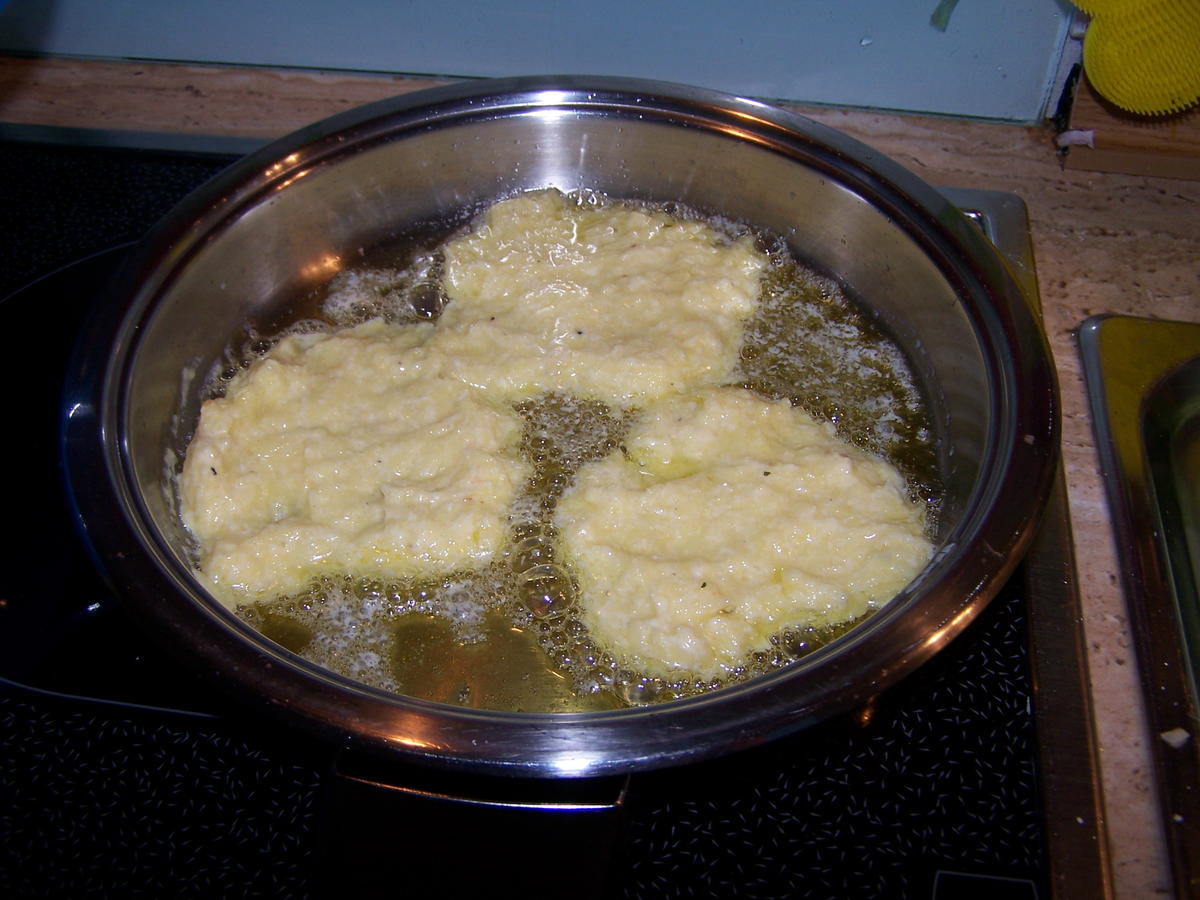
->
[0,0,1076,122]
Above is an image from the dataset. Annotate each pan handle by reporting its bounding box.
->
[320,751,629,896]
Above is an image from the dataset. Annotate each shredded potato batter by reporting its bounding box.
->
[179,188,933,697]
[431,189,767,403]
[556,386,932,678]
[180,319,527,606]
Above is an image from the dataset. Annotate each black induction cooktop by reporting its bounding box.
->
[0,137,1106,899]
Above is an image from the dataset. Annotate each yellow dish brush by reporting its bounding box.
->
[1072,0,1200,115]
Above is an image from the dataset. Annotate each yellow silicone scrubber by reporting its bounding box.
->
[1071,0,1200,115]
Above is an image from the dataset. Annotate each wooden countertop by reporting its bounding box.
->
[3,55,1197,899]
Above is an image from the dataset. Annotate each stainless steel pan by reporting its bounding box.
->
[62,75,1057,778]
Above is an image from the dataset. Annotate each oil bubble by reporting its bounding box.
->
[519,563,574,619]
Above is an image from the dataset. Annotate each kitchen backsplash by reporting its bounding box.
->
[0,0,1076,122]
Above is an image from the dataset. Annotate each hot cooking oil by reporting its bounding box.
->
[226,191,938,712]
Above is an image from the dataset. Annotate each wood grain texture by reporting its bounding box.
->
[4,53,1197,899]
[1065,75,1200,180]
[0,56,441,138]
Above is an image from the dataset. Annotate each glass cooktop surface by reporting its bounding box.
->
[0,139,1100,899]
